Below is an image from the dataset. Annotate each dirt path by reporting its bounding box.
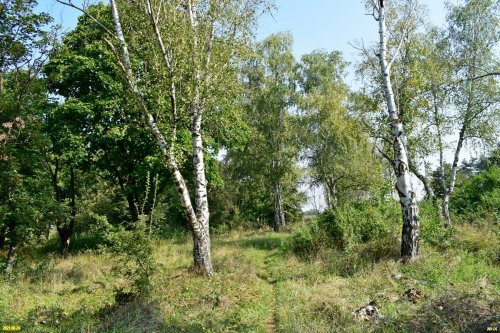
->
[266,279,277,333]
[240,231,287,333]
[262,249,280,333]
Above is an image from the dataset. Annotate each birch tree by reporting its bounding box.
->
[437,0,500,226]
[367,0,420,260]
[298,50,384,208]
[58,0,269,275]
[242,33,301,232]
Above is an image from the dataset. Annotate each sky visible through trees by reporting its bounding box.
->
[32,0,482,211]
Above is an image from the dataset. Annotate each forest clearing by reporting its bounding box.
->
[1,0,499,331]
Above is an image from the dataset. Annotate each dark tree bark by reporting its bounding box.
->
[273,183,285,232]
[5,244,16,271]
[0,226,6,248]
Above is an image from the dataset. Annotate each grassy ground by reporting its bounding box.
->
[0,224,498,332]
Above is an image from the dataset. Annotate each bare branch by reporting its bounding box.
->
[56,0,117,39]
[386,1,417,71]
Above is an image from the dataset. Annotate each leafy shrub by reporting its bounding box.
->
[287,200,399,256]
[317,201,398,250]
[105,222,157,298]
[451,165,500,223]
[419,200,456,250]
[455,223,499,264]
[285,218,326,256]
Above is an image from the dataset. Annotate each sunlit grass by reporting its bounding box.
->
[0,223,498,332]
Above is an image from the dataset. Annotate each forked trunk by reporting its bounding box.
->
[5,244,15,271]
[376,1,420,260]
[110,0,213,276]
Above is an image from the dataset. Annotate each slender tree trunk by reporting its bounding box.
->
[408,157,435,201]
[325,178,338,209]
[273,182,285,232]
[0,226,6,248]
[443,127,465,227]
[126,194,140,222]
[5,244,15,271]
[58,167,76,257]
[324,184,333,210]
[114,167,140,223]
[432,88,449,222]
[58,228,71,257]
[377,1,419,260]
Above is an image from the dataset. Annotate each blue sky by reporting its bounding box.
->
[37,0,448,61]
[34,0,451,208]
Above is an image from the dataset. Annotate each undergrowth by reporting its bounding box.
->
[0,214,498,332]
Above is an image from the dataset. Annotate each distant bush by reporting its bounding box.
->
[285,218,326,256]
[287,200,400,256]
[318,201,398,250]
[451,165,500,223]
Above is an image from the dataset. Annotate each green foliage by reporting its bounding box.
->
[215,32,305,229]
[451,165,500,222]
[419,199,456,250]
[287,200,400,258]
[285,218,325,256]
[320,201,398,250]
[299,50,384,206]
[105,222,157,298]
[0,1,55,258]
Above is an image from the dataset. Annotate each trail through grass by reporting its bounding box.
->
[0,226,498,332]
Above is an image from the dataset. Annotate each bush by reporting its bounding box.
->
[451,165,500,223]
[419,200,456,250]
[105,222,157,298]
[285,218,326,256]
[287,200,400,256]
[317,201,398,251]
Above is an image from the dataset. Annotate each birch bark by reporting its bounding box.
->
[374,0,420,260]
[110,0,213,275]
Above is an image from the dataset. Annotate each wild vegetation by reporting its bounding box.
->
[0,0,498,332]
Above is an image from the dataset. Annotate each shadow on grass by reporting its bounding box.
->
[40,232,107,256]
[235,235,285,251]
[30,298,266,333]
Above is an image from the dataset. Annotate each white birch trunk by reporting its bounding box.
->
[443,126,465,227]
[191,111,212,274]
[187,0,213,275]
[376,1,420,260]
[432,89,453,226]
[110,0,212,275]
